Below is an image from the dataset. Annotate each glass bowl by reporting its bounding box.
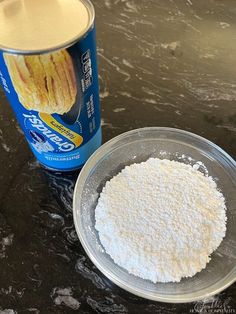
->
[73,127,236,303]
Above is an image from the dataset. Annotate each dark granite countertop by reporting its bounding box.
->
[1,0,236,313]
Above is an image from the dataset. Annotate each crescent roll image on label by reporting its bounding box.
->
[0,0,101,171]
[3,50,77,115]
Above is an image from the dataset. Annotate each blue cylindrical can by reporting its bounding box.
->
[0,0,101,171]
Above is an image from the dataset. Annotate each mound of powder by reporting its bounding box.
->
[95,158,227,283]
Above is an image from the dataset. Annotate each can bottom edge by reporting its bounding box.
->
[30,127,102,172]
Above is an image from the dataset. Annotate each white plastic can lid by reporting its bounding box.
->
[0,0,94,54]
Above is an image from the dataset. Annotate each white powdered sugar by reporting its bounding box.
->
[95,158,227,283]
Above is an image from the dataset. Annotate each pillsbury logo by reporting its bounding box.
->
[23,114,75,152]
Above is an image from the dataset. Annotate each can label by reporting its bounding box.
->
[0,25,101,170]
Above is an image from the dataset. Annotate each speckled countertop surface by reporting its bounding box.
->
[0,0,236,313]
